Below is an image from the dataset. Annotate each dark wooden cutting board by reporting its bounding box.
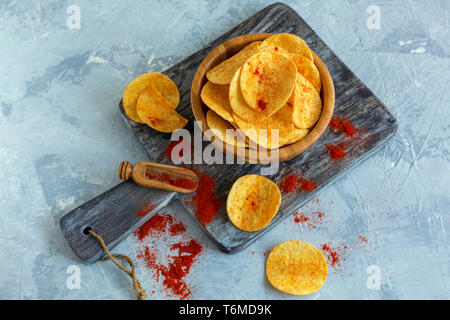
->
[60,2,397,263]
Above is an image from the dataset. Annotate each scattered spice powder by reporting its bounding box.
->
[149,117,163,127]
[169,222,186,236]
[134,212,204,299]
[164,138,185,161]
[137,246,158,269]
[329,117,360,138]
[257,99,267,111]
[157,239,203,299]
[137,202,156,217]
[327,117,374,160]
[190,173,222,226]
[321,243,349,270]
[297,177,318,192]
[326,144,348,160]
[293,212,309,224]
[281,174,318,194]
[253,68,261,76]
[134,212,174,241]
[293,210,324,229]
[281,175,296,193]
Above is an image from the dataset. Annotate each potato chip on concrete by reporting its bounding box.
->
[206,110,247,147]
[290,73,322,129]
[266,240,327,295]
[240,51,297,114]
[206,41,261,85]
[261,33,313,61]
[136,83,187,133]
[201,81,234,123]
[290,53,321,93]
[227,174,281,232]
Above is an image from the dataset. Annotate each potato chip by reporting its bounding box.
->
[123,73,179,123]
[290,73,322,129]
[229,67,273,121]
[261,33,313,61]
[136,83,187,133]
[285,127,310,145]
[201,81,234,123]
[240,51,297,114]
[206,41,261,85]
[266,240,327,295]
[290,53,321,93]
[206,110,247,147]
[233,105,308,149]
[227,175,281,232]
[146,73,180,109]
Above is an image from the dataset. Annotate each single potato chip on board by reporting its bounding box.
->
[227,174,281,232]
[290,53,321,93]
[201,81,234,123]
[261,33,313,61]
[206,110,248,147]
[136,83,187,133]
[123,73,180,123]
[240,51,297,115]
[290,73,322,129]
[266,240,327,295]
[206,41,261,85]
[233,105,305,149]
[229,67,273,121]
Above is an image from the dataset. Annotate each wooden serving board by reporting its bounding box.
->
[60,2,397,263]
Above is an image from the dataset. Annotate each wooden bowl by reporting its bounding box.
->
[191,33,335,163]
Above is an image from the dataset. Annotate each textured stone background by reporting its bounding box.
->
[0,0,448,299]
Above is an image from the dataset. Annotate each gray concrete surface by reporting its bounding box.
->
[0,0,448,299]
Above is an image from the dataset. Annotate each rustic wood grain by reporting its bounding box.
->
[60,180,175,263]
[60,2,397,262]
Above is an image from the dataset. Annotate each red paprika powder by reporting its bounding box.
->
[134,212,174,240]
[329,117,359,138]
[281,174,317,194]
[145,171,196,190]
[137,202,156,217]
[321,243,349,270]
[326,144,347,160]
[164,138,185,161]
[191,174,222,226]
[134,212,204,299]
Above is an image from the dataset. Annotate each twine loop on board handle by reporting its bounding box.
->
[87,228,147,300]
